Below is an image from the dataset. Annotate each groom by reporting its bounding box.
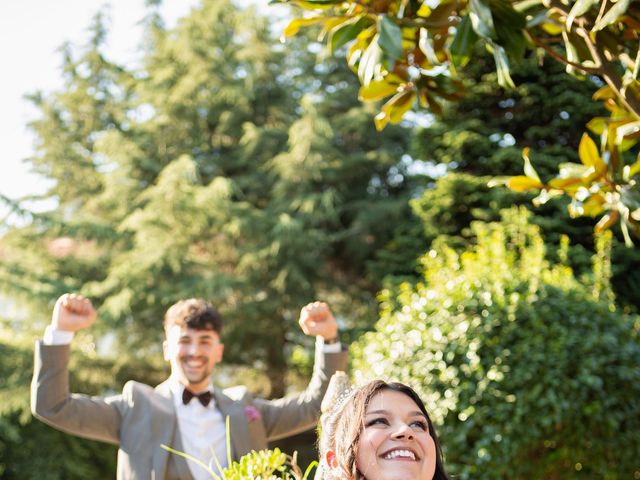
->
[32,293,348,480]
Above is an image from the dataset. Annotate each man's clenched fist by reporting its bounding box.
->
[52,293,97,332]
[298,301,338,341]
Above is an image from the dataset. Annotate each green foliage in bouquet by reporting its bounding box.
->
[163,417,316,480]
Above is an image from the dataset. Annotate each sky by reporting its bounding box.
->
[0,0,199,203]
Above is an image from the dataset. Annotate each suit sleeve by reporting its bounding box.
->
[31,340,127,445]
[254,344,348,441]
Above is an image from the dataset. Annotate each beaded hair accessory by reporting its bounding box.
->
[321,371,354,416]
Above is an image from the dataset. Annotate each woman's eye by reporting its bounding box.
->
[410,420,428,430]
[365,417,389,427]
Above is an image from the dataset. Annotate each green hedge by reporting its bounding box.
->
[353,208,640,479]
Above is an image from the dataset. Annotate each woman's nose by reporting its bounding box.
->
[391,422,414,440]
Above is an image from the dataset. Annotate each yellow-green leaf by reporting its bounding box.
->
[578,133,605,173]
[386,90,416,123]
[522,147,541,182]
[374,110,390,131]
[592,85,615,101]
[375,90,416,130]
[616,120,640,143]
[595,211,619,233]
[416,3,432,17]
[291,0,341,9]
[540,19,563,35]
[547,177,587,192]
[586,117,607,135]
[624,158,640,180]
[581,194,606,217]
[506,176,543,192]
[359,79,400,101]
[282,17,327,38]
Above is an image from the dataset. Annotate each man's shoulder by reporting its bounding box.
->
[114,380,174,415]
[120,380,159,401]
[219,385,251,402]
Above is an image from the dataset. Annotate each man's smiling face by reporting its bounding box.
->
[163,325,224,393]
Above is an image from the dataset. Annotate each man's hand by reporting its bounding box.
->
[298,301,338,341]
[52,293,97,332]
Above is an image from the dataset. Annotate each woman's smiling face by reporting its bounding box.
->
[355,389,436,480]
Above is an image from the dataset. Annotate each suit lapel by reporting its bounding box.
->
[213,387,252,460]
[153,381,192,479]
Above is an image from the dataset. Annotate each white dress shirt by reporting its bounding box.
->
[167,377,228,480]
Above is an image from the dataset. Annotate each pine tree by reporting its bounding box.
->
[0,0,416,395]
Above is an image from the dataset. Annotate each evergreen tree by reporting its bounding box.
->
[0,0,416,395]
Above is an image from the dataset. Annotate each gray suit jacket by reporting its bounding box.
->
[31,341,348,479]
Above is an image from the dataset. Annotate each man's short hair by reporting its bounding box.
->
[164,299,222,334]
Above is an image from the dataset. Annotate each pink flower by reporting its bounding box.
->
[244,405,261,422]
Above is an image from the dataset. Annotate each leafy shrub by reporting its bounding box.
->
[353,208,640,479]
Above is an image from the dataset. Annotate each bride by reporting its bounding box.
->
[319,379,449,480]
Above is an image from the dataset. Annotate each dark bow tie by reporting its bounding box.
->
[182,388,212,407]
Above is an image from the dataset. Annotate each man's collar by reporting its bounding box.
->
[167,375,214,397]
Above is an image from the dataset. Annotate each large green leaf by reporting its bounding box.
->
[490,0,526,29]
[422,0,459,25]
[566,0,598,29]
[593,0,632,31]
[492,42,515,88]
[378,14,404,60]
[450,15,479,67]
[329,15,369,53]
[495,22,526,61]
[469,0,496,39]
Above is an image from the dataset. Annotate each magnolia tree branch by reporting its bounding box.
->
[538,0,640,119]
[574,27,640,119]
[529,35,601,74]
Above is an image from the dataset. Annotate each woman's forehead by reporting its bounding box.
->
[366,389,422,413]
